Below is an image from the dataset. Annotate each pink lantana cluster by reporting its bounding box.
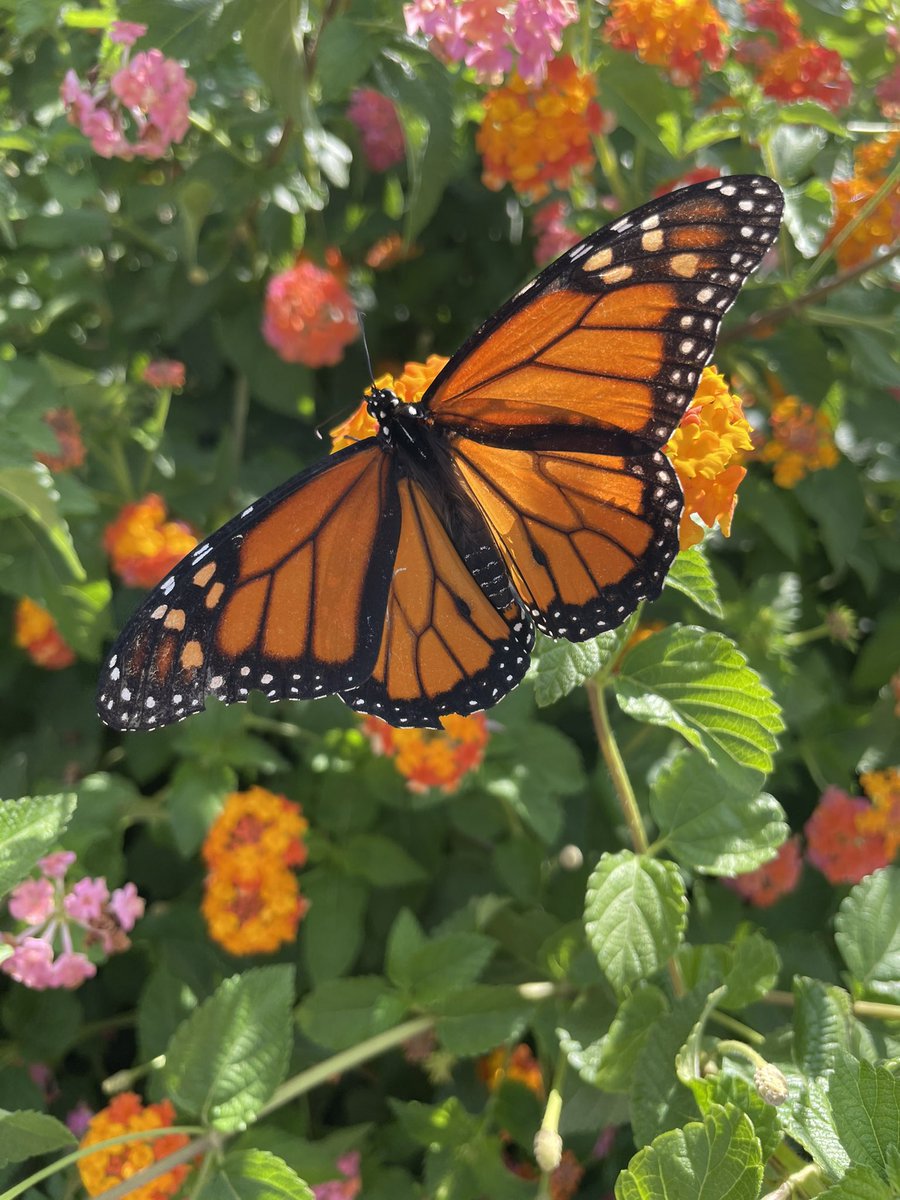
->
[60,21,195,160]
[531,199,580,265]
[346,90,405,171]
[143,359,186,388]
[404,0,579,85]
[313,1152,362,1200]
[2,851,145,990]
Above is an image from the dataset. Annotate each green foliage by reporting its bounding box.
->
[1,1,898,1198]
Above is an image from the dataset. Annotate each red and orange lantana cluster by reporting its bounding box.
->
[35,408,86,473]
[262,254,358,368]
[14,598,75,670]
[477,55,611,200]
[664,366,754,550]
[78,1092,190,1200]
[827,132,900,270]
[737,0,853,112]
[363,712,490,793]
[104,493,198,588]
[201,787,309,955]
[605,0,728,87]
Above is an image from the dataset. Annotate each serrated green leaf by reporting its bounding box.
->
[197,1150,314,1200]
[795,459,865,573]
[0,465,84,580]
[585,851,687,994]
[167,761,236,858]
[631,987,711,1146]
[163,966,294,1131]
[665,547,723,618]
[385,909,428,991]
[721,927,781,1011]
[614,626,783,775]
[778,1070,849,1181]
[829,1053,900,1179]
[302,873,368,985]
[241,0,306,120]
[835,867,900,1001]
[0,794,76,896]
[650,751,787,875]
[793,977,855,1078]
[314,17,378,103]
[689,1073,782,1163]
[343,834,426,886]
[531,627,629,706]
[818,1165,894,1200]
[0,1110,76,1168]
[434,985,530,1056]
[768,123,828,184]
[616,1103,763,1200]
[485,722,583,844]
[298,976,402,1051]
[403,933,496,1006]
[559,985,668,1092]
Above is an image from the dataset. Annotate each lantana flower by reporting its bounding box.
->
[804,786,891,885]
[2,852,144,990]
[143,359,186,389]
[312,1151,362,1200]
[476,55,611,200]
[736,0,853,112]
[604,0,728,87]
[35,408,86,473]
[856,767,900,858]
[60,24,195,160]
[478,1043,545,1096]
[262,257,358,368]
[103,494,198,588]
[347,90,405,171]
[78,1092,191,1200]
[405,0,579,86]
[757,394,839,488]
[826,132,900,270]
[532,199,580,265]
[664,366,754,550]
[362,712,490,793]
[724,837,803,907]
[14,597,76,670]
[201,787,309,956]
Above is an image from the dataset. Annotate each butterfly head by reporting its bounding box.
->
[365,386,427,444]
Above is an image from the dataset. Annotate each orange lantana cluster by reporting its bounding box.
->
[827,132,900,270]
[478,1043,544,1096]
[856,767,900,859]
[604,0,728,87]
[201,786,309,956]
[758,394,839,488]
[78,1092,191,1200]
[362,712,490,793]
[664,366,754,549]
[14,597,76,670]
[103,493,198,588]
[476,55,610,200]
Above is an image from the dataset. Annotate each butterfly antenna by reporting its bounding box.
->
[358,312,377,392]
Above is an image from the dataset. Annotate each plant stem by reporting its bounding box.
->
[763,989,900,1023]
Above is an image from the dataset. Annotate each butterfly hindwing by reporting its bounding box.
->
[97,442,400,731]
[340,476,534,727]
[424,175,783,452]
[451,436,681,639]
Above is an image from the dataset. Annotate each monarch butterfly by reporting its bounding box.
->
[97,175,783,733]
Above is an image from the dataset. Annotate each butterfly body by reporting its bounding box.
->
[98,174,784,732]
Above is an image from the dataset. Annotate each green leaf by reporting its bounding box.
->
[434,985,530,1056]
[0,793,76,896]
[531,627,629,706]
[784,179,834,258]
[614,626,783,776]
[386,909,428,991]
[0,1110,76,1168]
[241,0,306,121]
[585,851,687,994]
[167,761,236,858]
[485,723,584,844]
[818,1166,894,1200]
[0,465,85,580]
[665,547,723,618]
[616,1103,763,1200]
[631,987,711,1146]
[163,966,294,1131]
[650,751,788,875]
[314,17,379,102]
[690,1073,782,1163]
[768,123,828,184]
[559,985,667,1092]
[402,933,496,1006]
[778,1071,848,1181]
[197,1150,314,1200]
[835,867,900,1001]
[721,927,781,1011]
[795,459,865,573]
[298,977,402,1051]
[343,834,427,886]
[302,873,368,985]
[793,977,855,1078]
[829,1053,900,1179]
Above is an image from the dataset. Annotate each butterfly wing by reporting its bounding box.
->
[97,441,400,731]
[450,437,680,639]
[423,175,783,452]
[340,474,533,727]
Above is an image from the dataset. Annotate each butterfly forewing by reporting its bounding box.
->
[97,442,400,731]
[424,175,783,452]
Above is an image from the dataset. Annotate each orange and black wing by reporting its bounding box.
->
[450,437,680,639]
[97,441,400,731]
[340,475,533,727]
[423,175,783,453]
